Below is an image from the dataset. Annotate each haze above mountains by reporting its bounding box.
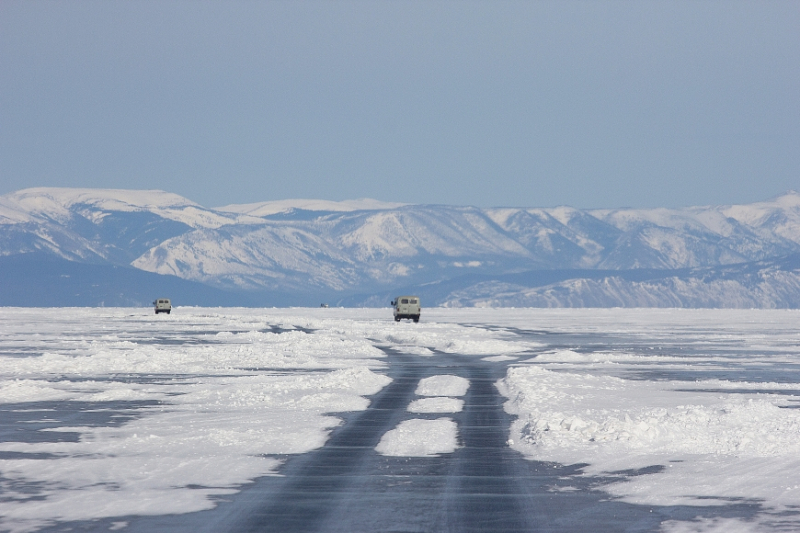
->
[3,187,800,308]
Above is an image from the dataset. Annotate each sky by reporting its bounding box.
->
[1,1,798,210]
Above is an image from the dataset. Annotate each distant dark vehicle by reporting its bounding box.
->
[153,298,171,314]
[391,296,420,323]
[320,303,329,308]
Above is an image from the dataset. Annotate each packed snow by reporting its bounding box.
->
[414,375,470,397]
[2,307,800,532]
[407,397,464,413]
[375,418,459,457]
[379,374,469,453]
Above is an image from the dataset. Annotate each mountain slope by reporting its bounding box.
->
[342,255,800,309]
[0,253,267,307]
[436,255,800,308]
[4,187,800,307]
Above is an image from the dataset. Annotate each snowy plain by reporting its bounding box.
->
[1,307,800,532]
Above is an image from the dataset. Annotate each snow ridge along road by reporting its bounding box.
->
[2,308,800,532]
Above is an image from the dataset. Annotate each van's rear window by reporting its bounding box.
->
[401,299,409,304]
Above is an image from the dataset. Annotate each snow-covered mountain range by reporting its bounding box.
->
[3,187,800,307]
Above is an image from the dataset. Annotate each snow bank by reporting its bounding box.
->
[501,365,800,512]
[500,366,800,459]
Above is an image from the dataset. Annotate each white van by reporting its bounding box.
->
[153,298,172,315]
[391,296,420,323]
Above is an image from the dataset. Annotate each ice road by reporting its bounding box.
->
[2,307,800,532]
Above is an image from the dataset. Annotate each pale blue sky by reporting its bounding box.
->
[1,1,798,209]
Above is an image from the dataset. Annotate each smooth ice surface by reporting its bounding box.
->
[375,418,459,457]
[3,307,800,532]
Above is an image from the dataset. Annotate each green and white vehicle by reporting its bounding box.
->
[391,296,421,323]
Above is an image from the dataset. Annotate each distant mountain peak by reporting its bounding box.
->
[9,187,199,211]
[0,187,259,230]
[215,198,409,216]
[766,190,800,206]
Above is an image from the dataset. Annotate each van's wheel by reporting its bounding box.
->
[395,316,401,322]
[166,310,170,314]
[413,317,419,323]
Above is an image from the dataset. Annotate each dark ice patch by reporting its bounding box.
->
[0,400,161,444]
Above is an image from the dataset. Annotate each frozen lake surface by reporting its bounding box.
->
[2,307,800,532]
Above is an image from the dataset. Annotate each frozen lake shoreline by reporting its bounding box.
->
[1,308,800,532]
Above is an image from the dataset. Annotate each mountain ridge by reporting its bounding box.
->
[4,187,800,307]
